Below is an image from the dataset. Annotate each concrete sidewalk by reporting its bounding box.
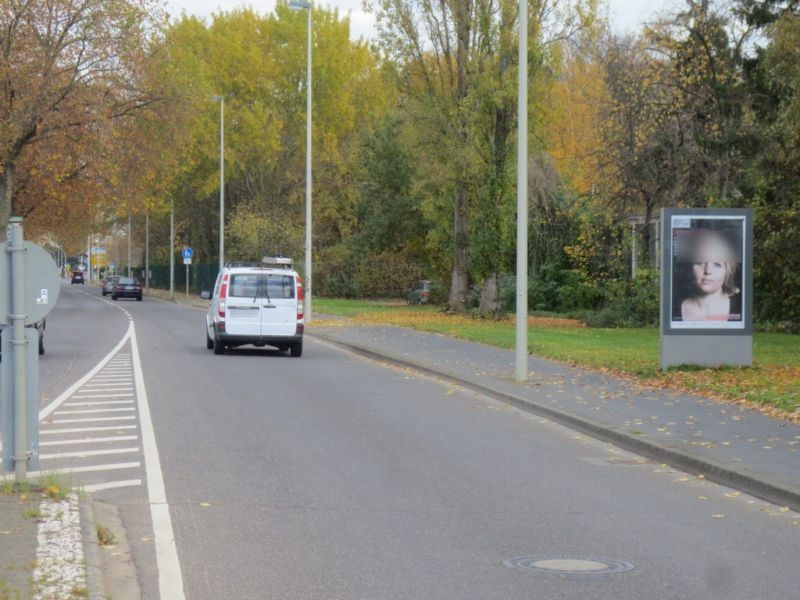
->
[310,321,800,511]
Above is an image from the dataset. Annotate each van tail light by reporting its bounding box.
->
[296,276,304,320]
[218,274,229,318]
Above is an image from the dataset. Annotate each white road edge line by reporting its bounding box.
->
[130,322,186,600]
[39,326,132,421]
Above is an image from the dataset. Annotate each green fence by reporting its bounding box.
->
[147,264,219,294]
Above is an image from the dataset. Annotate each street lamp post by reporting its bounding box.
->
[289,0,313,323]
[210,95,225,275]
[515,0,529,382]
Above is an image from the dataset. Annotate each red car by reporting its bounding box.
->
[112,277,142,301]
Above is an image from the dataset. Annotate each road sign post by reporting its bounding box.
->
[0,218,61,482]
[182,248,193,297]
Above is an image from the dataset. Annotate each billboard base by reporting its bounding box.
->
[660,334,753,370]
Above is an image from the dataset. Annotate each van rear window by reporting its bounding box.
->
[229,274,295,299]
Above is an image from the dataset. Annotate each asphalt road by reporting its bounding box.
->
[33,284,800,599]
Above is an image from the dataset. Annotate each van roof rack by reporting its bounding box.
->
[224,262,260,268]
[261,256,294,268]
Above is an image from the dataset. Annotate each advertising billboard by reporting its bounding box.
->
[661,208,753,336]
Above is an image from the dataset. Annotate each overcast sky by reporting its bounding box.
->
[163,0,680,40]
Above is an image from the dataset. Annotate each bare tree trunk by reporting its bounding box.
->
[479,271,500,313]
[0,162,14,241]
[448,185,469,311]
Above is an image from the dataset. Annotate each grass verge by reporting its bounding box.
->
[313,299,800,419]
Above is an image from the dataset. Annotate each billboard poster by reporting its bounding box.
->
[669,214,746,330]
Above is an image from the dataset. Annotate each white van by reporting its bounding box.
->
[204,257,304,357]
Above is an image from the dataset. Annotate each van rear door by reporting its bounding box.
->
[259,273,297,337]
[225,273,262,336]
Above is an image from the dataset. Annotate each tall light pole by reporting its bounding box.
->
[210,95,225,275]
[169,198,175,300]
[289,0,313,323]
[515,0,529,382]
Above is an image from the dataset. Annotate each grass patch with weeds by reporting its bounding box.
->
[21,508,41,521]
[96,525,115,547]
[313,298,800,419]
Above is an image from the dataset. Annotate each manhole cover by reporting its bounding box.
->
[505,556,635,575]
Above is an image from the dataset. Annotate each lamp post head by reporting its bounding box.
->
[209,95,224,102]
[288,0,311,9]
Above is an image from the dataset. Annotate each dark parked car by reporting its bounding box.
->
[0,319,45,357]
[408,280,432,305]
[112,277,142,301]
[71,271,85,284]
[102,275,120,296]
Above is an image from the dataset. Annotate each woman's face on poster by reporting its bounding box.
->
[690,236,731,295]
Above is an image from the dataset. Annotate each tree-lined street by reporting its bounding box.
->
[5,282,796,598]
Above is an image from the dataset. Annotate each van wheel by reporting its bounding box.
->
[38,333,45,356]
[290,341,303,357]
[206,331,214,350]
[213,337,225,355]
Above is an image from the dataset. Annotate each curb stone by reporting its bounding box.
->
[311,330,800,512]
[79,495,107,600]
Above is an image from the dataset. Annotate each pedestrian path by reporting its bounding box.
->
[312,323,800,511]
[36,351,144,493]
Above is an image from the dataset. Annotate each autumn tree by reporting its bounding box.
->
[0,0,164,238]
[156,7,392,269]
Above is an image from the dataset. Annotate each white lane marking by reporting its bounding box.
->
[0,462,141,481]
[64,400,135,407]
[81,479,142,493]
[70,393,134,399]
[54,407,136,415]
[51,416,137,424]
[39,447,140,460]
[80,385,134,390]
[39,326,133,420]
[39,436,139,447]
[130,323,186,600]
[40,425,138,435]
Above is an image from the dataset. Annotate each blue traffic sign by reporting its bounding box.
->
[181,247,193,259]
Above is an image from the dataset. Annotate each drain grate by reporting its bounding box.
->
[505,556,635,575]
